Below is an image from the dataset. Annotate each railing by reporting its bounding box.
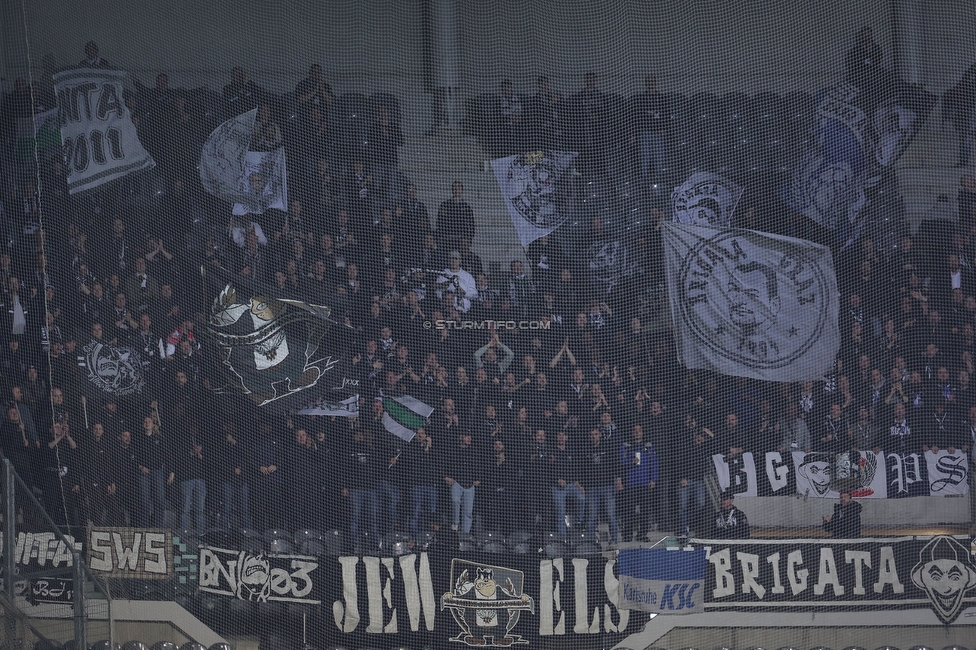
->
[1,457,114,649]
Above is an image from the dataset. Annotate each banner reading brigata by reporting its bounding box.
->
[662,223,840,382]
[53,69,155,194]
[699,536,976,625]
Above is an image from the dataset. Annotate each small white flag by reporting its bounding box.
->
[491,150,578,246]
[233,147,288,215]
[671,171,743,227]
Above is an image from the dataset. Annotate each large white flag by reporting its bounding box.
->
[53,69,155,194]
[200,109,257,206]
[232,147,288,215]
[491,150,578,246]
[663,222,840,381]
[671,171,743,227]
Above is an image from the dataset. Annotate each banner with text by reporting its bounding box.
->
[617,547,706,614]
[191,546,639,646]
[711,448,965,499]
[87,527,173,579]
[53,69,155,194]
[698,535,976,625]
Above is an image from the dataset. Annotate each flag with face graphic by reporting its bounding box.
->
[662,222,840,382]
[784,80,936,250]
[671,171,743,227]
[792,451,840,499]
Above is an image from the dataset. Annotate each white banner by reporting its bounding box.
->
[200,109,257,207]
[671,171,743,227]
[925,450,969,496]
[792,450,887,499]
[490,150,578,246]
[711,452,758,497]
[662,223,840,382]
[53,69,155,194]
[233,147,288,215]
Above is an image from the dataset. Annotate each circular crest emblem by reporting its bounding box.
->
[676,230,831,370]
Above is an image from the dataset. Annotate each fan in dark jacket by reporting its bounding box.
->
[822,490,863,538]
[712,490,750,539]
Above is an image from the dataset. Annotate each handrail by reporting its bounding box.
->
[2,457,114,646]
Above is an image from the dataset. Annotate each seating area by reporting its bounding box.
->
[463,89,816,177]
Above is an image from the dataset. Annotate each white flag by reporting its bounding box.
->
[663,222,840,381]
[671,171,743,227]
[491,150,578,246]
[925,450,969,496]
[233,147,288,215]
[200,109,257,206]
[54,69,155,194]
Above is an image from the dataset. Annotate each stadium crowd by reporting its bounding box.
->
[1,37,975,551]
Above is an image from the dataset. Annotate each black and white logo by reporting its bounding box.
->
[79,341,145,396]
[198,545,318,604]
[208,283,339,406]
[910,535,976,624]
[441,560,534,646]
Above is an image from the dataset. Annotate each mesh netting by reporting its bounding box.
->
[1,1,976,649]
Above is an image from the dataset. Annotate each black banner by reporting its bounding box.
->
[194,547,641,647]
[700,535,976,624]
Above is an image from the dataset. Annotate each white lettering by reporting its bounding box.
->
[845,550,871,595]
[873,546,904,594]
[363,556,386,634]
[765,452,789,492]
[708,548,734,598]
[766,552,785,594]
[737,552,765,599]
[539,559,565,636]
[602,558,629,633]
[333,556,361,633]
[787,550,808,595]
[814,548,844,596]
[114,532,141,571]
[144,533,167,574]
[399,553,436,632]
[572,558,598,634]
[88,531,113,572]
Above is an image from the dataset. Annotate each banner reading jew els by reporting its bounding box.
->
[53,69,155,194]
[662,222,840,382]
[491,150,578,246]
